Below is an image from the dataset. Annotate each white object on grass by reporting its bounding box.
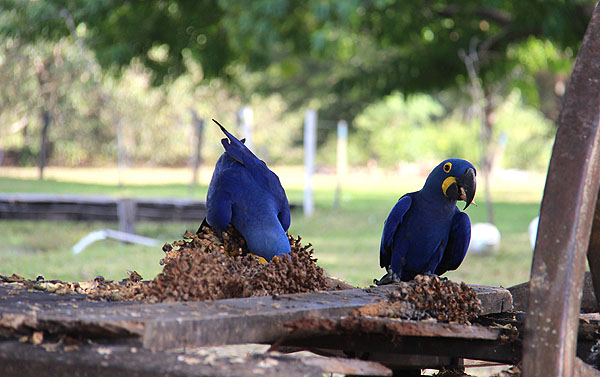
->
[469,222,501,255]
[72,229,159,254]
[529,216,539,249]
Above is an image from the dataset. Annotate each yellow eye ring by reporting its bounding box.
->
[443,162,452,173]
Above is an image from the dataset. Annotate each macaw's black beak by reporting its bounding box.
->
[443,167,477,210]
[456,167,476,210]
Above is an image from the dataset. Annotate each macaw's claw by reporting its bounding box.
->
[374,270,402,285]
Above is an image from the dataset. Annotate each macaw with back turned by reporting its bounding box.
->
[200,119,291,261]
[376,159,477,284]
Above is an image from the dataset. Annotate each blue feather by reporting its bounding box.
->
[205,120,291,260]
[378,159,476,282]
[380,195,412,268]
[435,211,471,275]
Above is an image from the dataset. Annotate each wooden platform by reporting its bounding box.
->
[0,282,513,376]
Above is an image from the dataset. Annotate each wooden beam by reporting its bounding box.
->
[276,333,519,365]
[0,193,207,222]
[0,282,512,351]
[523,3,600,376]
[0,340,393,377]
[509,272,599,313]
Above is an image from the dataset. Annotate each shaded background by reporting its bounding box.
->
[0,0,595,287]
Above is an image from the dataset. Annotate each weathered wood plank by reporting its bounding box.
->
[275,346,457,370]
[0,282,513,351]
[1,340,393,377]
[284,316,502,340]
[0,193,207,222]
[274,316,518,365]
[509,271,599,313]
[472,285,514,314]
[275,332,520,365]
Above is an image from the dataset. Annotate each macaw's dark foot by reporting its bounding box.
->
[374,269,402,285]
[422,272,441,279]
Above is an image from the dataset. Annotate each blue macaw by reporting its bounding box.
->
[376,159,477,284]
[200,119,291,261]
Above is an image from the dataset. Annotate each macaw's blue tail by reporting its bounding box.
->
[212,119,248,165]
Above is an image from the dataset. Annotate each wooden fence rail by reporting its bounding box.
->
[0,193,207,223]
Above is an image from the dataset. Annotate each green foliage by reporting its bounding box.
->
[1,0,590,170]
[0,0,231,84]
[2,0,593,121]
[234,0,593,123]
[0,36,114,165]
[495,92,554,171]
[0,32,305,168]
[350,93,479,166]
[507,36,574,120]
[322,90,552,171]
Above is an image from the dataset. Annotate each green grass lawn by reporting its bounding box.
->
[0,168,544,287]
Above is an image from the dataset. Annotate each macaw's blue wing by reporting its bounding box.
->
[216,121,289,226]
[277,201,291,231]
[205,120,291,260]
[380,195,412,269]
[435,210,471,275]
[205,167,235,231]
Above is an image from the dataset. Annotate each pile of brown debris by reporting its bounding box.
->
[7,225,335,303]
[354,274,482,324]
[139,225,333,302]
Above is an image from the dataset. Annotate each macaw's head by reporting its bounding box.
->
[424,159,477,210]
[243,224,291,261]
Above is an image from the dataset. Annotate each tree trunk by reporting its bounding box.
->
[189,110,204,189]
[459,42,495,224]
[35,56,54,181]
[480,92,495,224]
[38,110,51,180]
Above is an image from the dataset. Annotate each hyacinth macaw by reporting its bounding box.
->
[376,159,477,284]
[200,119,291,261]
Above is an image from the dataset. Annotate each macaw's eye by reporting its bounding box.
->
[443,162,452,173]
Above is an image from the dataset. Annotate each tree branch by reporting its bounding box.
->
[435,6,512,26]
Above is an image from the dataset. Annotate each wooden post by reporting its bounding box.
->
[333,120,348,209]
[304,109,317,217]
[117,199,136,235]
[522,3,600,376]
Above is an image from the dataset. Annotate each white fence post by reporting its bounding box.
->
[304,109,317,217]
[238,105,254,152]
[334,120,348,209]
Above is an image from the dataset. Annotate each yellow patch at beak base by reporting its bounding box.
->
[442,176,457,197]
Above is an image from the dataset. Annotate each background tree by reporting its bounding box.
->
[0,0,594,197]
[3,1,591,106]
[218,0,592,222]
